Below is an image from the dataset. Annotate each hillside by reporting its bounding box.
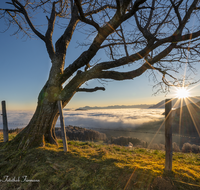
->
[0,133,200,190]
[74,104,152,110]
[149,97,200,109]
[170,101,200,146]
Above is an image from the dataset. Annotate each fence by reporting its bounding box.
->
[1,101,8,142]
[1,100,200,171]
[0,100,68,152]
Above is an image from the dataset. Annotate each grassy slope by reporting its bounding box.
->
[0,133,200,190]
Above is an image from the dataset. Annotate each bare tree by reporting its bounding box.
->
[1,0,200,149]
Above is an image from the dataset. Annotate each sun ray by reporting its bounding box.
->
[179,98,184,147]
[148,119,165,149]
[185,81,200,92]
[184,98,200,137]
[187,97,200,109]
[147,12,200,152]
[148,98,180,148]
[123,167,137,190]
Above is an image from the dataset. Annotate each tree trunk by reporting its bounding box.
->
[8,54,84,150]
[9,100,60,150]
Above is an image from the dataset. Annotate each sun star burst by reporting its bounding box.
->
[175,87,190,99]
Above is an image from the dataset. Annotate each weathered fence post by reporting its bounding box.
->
[165,99,172,171]
[57,101,68,152]
[1,101,8,142]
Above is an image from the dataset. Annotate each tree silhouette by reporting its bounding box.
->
[1,0,200,149]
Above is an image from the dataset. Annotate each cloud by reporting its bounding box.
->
[0,110,34,129]
[1,108,196,147]
[62,108,164,130]
[0,108,164,132]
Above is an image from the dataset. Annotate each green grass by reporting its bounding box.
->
[0,133,200,190]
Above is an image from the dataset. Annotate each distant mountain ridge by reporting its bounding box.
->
[148,96,200,109]
[75,104,153,110]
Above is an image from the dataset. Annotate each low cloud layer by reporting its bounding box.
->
[1,108,197,147]
[0,108,164,131]
[0,110,34,129]
[62,108,164,130]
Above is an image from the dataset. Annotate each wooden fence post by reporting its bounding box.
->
[1,101,8,142]
[165,99,172,171]
[57,101,68,152]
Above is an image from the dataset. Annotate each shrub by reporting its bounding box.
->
[8,128,24,134]
[159,144,165,151]
[191,144,200,153]
[110,136,142,146]
[172,142,180,152]
[182,143,192,153]
[55,125,107,142]
[149,143,159,150]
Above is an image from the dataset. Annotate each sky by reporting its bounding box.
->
[0,1,200,111]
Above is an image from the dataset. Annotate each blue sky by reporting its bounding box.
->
[0,1,200,111]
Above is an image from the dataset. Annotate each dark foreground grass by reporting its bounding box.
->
[0,133,200,190]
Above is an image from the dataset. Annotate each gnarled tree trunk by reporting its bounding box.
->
[10,99,60,149]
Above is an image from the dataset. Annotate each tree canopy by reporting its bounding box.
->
[1,0,200,92]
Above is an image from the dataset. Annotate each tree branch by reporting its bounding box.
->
[134,12,156,41]
[144,0,155,30]
[76,87,105,92]
[159,29,200,44]
[178,0,199,32]
[45,1,57,60]
[90,41,177,82]
[94,63,149,81]
[0,8,21,13]
[153,6,172,35]
[14,0,45,41]
[170,0,182,26]
[95,45,152,71]
[55,5,79,56]
[74,0,100,31]
[119,25,129,57]
[60,0,147,84]
[85,5,117,16]
[122,0,147,21]
[6,10,31,37]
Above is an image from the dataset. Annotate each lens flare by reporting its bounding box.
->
[175,87,190,99]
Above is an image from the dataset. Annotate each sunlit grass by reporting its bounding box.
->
[0,137,199,190]
[0,132,18,142]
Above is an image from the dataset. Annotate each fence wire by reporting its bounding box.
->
[0,122,199,140]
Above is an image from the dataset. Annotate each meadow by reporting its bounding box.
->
[0,132,200,190]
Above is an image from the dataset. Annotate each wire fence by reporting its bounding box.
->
[0,121,200,140]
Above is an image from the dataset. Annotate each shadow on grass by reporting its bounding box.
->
[0,140,199,190]
[0,141,157,190]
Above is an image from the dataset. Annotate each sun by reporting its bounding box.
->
[175,87,190,99]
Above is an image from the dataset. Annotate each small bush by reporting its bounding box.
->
[159,144,165,151]
[55,125,107,142]
[149,143,159,150]
[173,142,180,152]
[182,143,192,153]
[191,144,200,153]
[8,128,24,134]
[110,136,142,146]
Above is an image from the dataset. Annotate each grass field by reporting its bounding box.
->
[0,132,200,190]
